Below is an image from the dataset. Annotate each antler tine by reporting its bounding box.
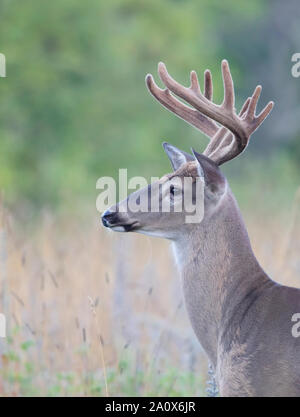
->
[245,85,274,134]
[255,101,274,126]
[203,60,236,158]
[190,70,200,93]
[190,69,213,100]
[246,85,262,119]
[204,70,213,101]
[239,96,252,116]
[221,59,235,110]
[203,127,228,157]
[204,97,251,159]
[146,72,218,138]
[158,62,206,104]
[207,97,251,164]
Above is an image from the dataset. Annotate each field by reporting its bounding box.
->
[0,185,299,397]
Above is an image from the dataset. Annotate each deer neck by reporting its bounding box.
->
[172,189,270,366]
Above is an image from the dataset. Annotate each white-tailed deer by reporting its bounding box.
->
[102,60,300,396]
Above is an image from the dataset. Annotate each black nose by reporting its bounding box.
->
[101,210,118,227]
[102,215,109,227]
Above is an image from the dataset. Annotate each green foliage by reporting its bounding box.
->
[0,326,205,396]
[21,340,35,351]
[0,339,206,396]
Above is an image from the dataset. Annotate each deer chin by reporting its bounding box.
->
[109,225,126,232]
[109,221,140,233]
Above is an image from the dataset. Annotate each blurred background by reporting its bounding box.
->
[0,0,299,396]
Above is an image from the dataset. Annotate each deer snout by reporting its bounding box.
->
[101,209,140,232]
[101,210,119,227]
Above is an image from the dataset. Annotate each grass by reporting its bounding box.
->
[0,207,209,396]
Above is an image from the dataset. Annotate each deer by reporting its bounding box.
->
[101,60,300,397]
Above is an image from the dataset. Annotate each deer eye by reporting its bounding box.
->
[170,185,181,197]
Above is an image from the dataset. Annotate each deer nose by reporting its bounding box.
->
[101,210,117,227]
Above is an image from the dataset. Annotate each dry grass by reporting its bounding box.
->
[0,194,299,396]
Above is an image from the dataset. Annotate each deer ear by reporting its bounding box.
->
[163,142,194,171]
[191,148,226,194]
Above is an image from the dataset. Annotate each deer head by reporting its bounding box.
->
[101,60,273,240]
